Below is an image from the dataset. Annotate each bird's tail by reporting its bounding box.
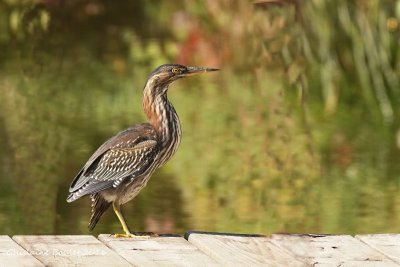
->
[89,193,111,231]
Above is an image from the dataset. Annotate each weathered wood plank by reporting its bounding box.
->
[5,233,400,267]
[12,235,131,267]
[186,232,306,266]
[98,234,220,267]
[271,234,400,267]
[356,234,400,264]
[0,235,44,267]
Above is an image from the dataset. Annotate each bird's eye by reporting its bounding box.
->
[171,68,181,74]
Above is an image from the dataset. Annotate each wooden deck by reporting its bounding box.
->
[1,232,400,266]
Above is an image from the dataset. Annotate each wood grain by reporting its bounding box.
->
[357,234,400,264]
[271,234,400,267]
[186,232,306,266]
[0,235,44,267]
[98,234,220,267]
[12,235,131,267]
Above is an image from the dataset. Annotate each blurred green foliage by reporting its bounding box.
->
[0,0,399,235]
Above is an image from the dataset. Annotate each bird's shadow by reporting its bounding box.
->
[184,230,266,240]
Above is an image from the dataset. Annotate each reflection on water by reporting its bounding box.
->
[0,1,400,235]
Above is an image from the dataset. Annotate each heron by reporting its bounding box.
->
[66,64,218,237]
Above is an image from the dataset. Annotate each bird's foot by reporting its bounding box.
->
[112,232,151,239]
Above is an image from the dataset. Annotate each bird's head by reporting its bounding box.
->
[145,64,219,94]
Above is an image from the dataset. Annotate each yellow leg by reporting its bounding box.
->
[112,202,148,239]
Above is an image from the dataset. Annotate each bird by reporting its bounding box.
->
[66,64,218,237]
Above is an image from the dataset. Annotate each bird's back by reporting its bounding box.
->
[67,123,159,202]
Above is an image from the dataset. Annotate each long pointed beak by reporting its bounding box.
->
[185,66,219,75]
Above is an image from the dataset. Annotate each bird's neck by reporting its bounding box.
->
[143,85,182,148]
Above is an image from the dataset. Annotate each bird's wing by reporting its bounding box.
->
[89,140,158,187]
[67,124,158,201]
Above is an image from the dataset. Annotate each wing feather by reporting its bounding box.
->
[67,124,158,202]
[90,141,157,184]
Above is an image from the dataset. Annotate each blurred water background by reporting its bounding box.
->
[0,0,400,235]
